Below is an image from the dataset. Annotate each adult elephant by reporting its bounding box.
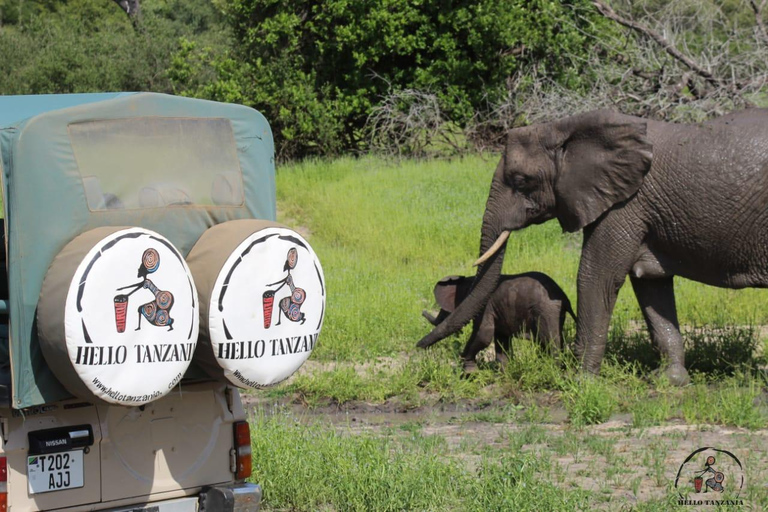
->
[417,109,768,386]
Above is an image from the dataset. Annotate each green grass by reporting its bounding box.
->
[273,155,768,420]
[277,155,499,360]
[280,332,768,430]
[277,155,768,363]
[284,344,494,407]
[249,155,768,510]
[250,410,594,511]
[250,409,768,512]
[561,374,618,427]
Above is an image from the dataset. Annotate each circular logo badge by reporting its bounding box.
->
[64,228,199,405]
[675,447,744,502]
[208,227,325,388]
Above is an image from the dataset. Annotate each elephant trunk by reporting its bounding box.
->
[416,215,509,348]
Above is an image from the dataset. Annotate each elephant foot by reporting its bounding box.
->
[462,360,479,376]
[662,363,690,387]
[580,358,601,377]
[572,340,586,361]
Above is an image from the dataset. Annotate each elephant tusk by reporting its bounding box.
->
[473,230,510,267]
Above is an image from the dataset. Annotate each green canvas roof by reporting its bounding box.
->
[0,93,134,128]
[0,93,276,408]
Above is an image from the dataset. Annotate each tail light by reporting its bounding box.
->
[233,421,252,480]
[0,456,7,511]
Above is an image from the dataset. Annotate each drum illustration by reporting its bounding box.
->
[113,294,129,333]
[262,290,276,328]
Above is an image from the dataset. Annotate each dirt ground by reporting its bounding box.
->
[243,335,768,508]
[244,390,768,508]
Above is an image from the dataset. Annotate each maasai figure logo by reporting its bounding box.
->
[262,248,307,328]
[675,447,745,506]
[114,248,176,332]
[695,455,726,493]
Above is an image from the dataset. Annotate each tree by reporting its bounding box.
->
[0,0,229,95]
[176,0,608,159]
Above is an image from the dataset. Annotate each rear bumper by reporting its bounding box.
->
[200,483,262,512]
[108,496,199,511]
[101,484,261,512]
[101,483,261,512]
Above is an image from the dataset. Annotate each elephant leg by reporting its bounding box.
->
[630,276,689,386]
[494,336,511,370]
[461,314,494,374]
[557,305,568,353]
[573,273,626,375]
[537,315,562,358]
[574,219,643,376]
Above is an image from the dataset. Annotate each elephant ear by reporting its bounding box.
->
[554,111,653,232]
[434,276,463,312]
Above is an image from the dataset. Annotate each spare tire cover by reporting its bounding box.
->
[187,220,325,388]
[38,227,199,406]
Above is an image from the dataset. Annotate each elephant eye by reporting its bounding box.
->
[511,174,534,193]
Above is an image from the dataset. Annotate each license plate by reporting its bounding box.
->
[27,450,84,494]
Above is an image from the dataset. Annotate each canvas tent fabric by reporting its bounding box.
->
[0,93,134,128]
[0,93,276,408]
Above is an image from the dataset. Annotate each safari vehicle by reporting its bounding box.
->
[0,93,325,511]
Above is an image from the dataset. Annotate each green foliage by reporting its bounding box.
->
[251,409,465,510]
[248,404,768,510]
[500,338,566,391]
[175,0,608,158]
[0,0,229,95]
[561,374,617,427]
[681,372,768,429]
[285,346,492,407]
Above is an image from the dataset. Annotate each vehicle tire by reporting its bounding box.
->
[187,220,325,388]
[38,227,199,405]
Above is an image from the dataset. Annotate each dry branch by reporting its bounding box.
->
[751,0,768,46]
[366,89,467,158]
[593,0,719,87]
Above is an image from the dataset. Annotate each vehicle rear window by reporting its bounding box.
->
[69,117,244,211]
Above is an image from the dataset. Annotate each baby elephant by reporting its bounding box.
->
[422,272,575,373]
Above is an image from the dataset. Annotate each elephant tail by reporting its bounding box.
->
[564,297,576,322]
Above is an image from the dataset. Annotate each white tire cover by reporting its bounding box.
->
[38,227,199,405]
[187,220,325,388]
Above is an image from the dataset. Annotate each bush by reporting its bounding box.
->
[0,0,229,96]
[177,0,608,159]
